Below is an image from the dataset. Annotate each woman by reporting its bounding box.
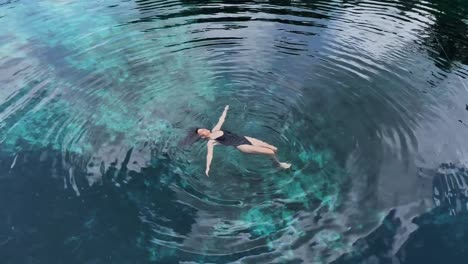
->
[196,105,291,176]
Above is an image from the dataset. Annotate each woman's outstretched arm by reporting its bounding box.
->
[205,140,215,176]
[212,105,229,132]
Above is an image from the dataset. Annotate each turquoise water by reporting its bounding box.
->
[1,0,468,263]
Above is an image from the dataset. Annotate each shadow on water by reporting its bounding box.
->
[334,162,468,264]
[0,144,199,263]
[332,208,468,264]
[423,0,468,68]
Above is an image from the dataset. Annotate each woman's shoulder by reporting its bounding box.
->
[211,130,224,138]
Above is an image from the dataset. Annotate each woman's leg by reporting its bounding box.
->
[237,145,291,169]
[244,136,278,152]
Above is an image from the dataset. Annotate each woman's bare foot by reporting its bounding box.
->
[279,162,292,169]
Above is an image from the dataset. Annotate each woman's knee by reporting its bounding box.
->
[254,147,275,155]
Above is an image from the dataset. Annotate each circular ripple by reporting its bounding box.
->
[1,0,467,263]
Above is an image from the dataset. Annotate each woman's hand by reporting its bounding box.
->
[224,105,229,111]
[205,168,210,177]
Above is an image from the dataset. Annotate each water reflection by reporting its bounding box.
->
[0,0,467,263]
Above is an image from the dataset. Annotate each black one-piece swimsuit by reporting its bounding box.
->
[215,130,252,147]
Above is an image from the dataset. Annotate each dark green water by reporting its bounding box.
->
[1,0,467,263]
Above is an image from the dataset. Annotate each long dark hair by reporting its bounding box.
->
[179,127,202,147]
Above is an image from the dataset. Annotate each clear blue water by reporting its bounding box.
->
[1,0,468,263]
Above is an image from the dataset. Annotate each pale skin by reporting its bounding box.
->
[197,105,291,176]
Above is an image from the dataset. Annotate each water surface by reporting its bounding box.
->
[1,0,468,263]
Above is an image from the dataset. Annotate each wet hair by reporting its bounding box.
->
[179,127,202,148]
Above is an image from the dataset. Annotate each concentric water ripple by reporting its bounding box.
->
[1,0,468,263]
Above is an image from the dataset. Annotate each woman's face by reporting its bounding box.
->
[197,128,211,138]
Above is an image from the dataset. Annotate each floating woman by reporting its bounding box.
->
[194,105,291,176]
